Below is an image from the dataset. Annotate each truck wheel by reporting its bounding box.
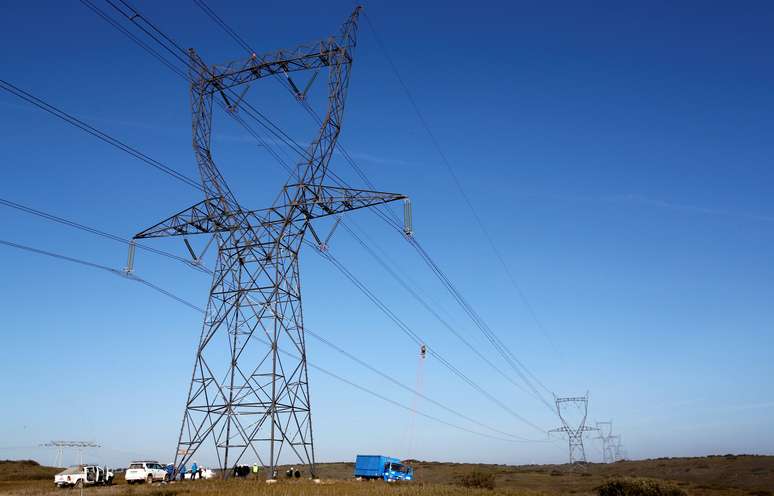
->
[74,480,83,489]
[147,474,153,484]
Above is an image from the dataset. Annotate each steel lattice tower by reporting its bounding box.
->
[550,394,598,464]
[594,420,615,463]
[133,6,406,478]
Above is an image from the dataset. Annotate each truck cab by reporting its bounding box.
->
[353,455,413,482]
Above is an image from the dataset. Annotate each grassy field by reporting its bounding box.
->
[1,455,772,496]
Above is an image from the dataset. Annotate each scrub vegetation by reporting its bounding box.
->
[1,455,772,496]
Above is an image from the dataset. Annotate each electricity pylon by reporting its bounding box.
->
[133,6,407,478]
[40,441,100,467]
[594,420,616,463]
[549,394,598,464]
[612,435,626,461]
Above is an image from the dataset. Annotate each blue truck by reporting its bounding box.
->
[353,455,414,481]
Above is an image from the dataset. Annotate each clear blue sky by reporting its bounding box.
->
[1,0,772,468]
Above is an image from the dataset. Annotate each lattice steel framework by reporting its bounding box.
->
[549,394,598,464]
[40,441,100,467]
[133,6,406,478]
[594,420,615,463]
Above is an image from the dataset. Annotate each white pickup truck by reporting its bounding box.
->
[54,465,113,488]
[124,461,168,484]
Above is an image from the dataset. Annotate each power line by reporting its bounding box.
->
[190,0,404,225]
[192,0,252,55]
[367,205,557,415]
[173,1,553,429]
[362,11,562,363]
[0,238,203,312]
[0,79,202,191]
[340,219,539,399]
[260,333,544,445]
[75,0,554,441]
[0,196,209,273]
[316,246,548,435]
[102,0,311,161]
[0,230,533,445]
[82,0,321,189]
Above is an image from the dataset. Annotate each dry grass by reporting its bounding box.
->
[1,456,771,496]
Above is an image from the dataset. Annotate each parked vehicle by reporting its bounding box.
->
[184,467,215,479]
[353,455,413,481]
[54,465,114,488]
[124,461,168,484]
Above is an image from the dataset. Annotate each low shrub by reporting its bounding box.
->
[454,471,496,490]
[597,478,686,496]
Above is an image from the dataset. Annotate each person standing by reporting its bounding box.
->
[252,463,259,480]
[178,464,186,481]
[191,462,198,480]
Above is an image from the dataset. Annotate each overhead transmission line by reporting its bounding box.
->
[106,0,554,426]
[0,238,528,445]
[0,1,558,441]
[0,197,539,443]
[315,247,547,435]
[101,0,311,160]
[0,239,202,312]
[362,12,563,359]
[0,79,202,191]
[0,197,208,273]
[71,0,554,432]
[185,0,556,419]
[340,219,537,398]
[374,206,557,413]
[191,0,404,224]
[82,0,359,195]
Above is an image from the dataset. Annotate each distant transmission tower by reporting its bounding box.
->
[133,6,407,479]
[549,394,597,464]
[594,420,616,463]
[612,435,626,461]
[40,441,100,467]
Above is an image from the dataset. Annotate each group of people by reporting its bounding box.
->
[233,463,262,478]
[162,462,269,481]
[165,462,204,481]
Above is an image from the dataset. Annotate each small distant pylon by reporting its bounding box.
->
[612,435,626,461]
[40,441,100,467]
[549,393,597,464]
[594,421,616,463]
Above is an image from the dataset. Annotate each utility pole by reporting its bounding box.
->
[133,6,408,480]
[549,394,597,465]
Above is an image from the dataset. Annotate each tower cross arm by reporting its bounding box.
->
[292,184,406,220]
[549,426,571,434]
[133,199,235,239]
[205,6,362,93]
